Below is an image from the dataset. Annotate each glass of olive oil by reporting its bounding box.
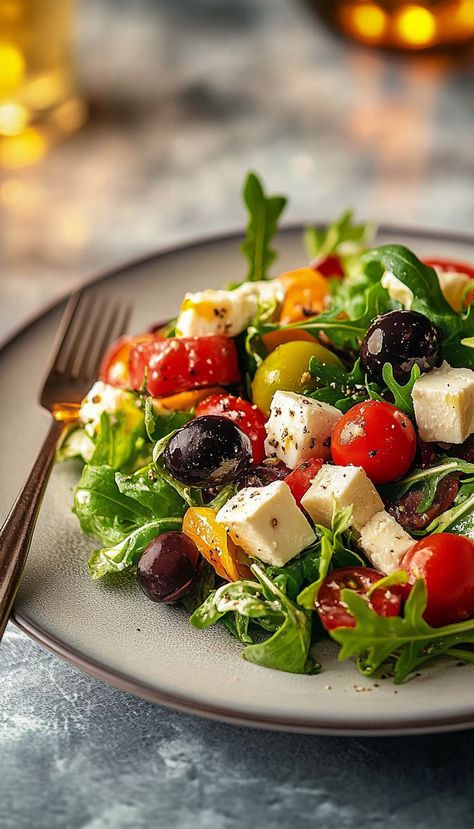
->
[307,0,474,50]
[0,0,85,168]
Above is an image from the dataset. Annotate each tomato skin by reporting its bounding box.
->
[129,335,240,397]
[285,458,324,507]
[316,566,403,631]
[261,328,316,353]
[310,254,345,279]
[99,333,156,387]
[331,400,416,485]
[195,393,267,464]
[401,534,474,627]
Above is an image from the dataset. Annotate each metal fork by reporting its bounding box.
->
[0,290,132,641]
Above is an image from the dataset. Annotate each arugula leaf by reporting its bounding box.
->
[190,564,317,674]
[297,506,362,610]
[380,457,474,516]
[304,210,375,261]
[115,463,187,520]
[56,426,95,464]
[379,363,420,417]
[144,397,193,442]
[332,580,474,683]
[240,172,287,282]
[264,540,322,601]
[88,516,183,579]
[308,358,373,412]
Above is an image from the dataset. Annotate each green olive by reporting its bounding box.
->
[252,341,342,415]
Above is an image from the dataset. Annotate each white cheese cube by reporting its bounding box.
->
[175,281,284,338]
[412,362,474,444]
[80,381,141,435]
[358,510,413,574]
[216,481,316,567]
[301,464,383,533]
[381,272,414,309]
[437,270,471,312]
[264,391,342,468]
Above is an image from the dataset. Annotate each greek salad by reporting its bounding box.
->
[60,173,474,683]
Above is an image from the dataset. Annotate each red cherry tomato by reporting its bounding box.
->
[423,258,474,280]
[285,458,324,507]
[99,333,156,388]
[331,400,416,485]
[316,566,403,631]
[311,254,345,279]
[128,335,241,398]
[195,393,267,464]
[401,533,474,627]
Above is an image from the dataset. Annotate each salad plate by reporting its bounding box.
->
[3,218,474,736]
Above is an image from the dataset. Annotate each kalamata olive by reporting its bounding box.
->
[137,531,200,603]
[360,310,441,384]
[387,477,459,532]
[163,415,252,487]
[237,458,290,489]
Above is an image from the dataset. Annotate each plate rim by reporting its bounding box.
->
[6,221,474,736]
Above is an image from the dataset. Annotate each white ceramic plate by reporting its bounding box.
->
[3,225,474,736]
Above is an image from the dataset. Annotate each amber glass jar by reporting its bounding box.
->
[307,0,474,50]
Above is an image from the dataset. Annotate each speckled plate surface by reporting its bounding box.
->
[3,225,474,736]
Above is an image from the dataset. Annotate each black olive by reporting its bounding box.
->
[237,458,290,490]
[163,415,252,487]
[137,531,200,603]
[360,310,442,384]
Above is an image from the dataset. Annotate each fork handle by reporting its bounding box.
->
[0,417,64,641]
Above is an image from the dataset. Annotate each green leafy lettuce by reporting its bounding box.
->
[191,563,317,674]
[304,209,375,263]
[240,172,287,282]
[73,463,186,578]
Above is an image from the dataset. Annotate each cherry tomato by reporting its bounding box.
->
[401,533,474,627]
[316,566,403,631]
[310,254,345,279]
[276,267,330,324]
[285,458,324,507]
[129,335,240,398]
[99,333,156,387]
[252,341,342,415]
[331,400,416,485]
[195,393,267,464]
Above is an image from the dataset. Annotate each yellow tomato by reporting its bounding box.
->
[182,507,252,581]
[261,328,317,353]
[252,341,342,415]
[276,267,330,324]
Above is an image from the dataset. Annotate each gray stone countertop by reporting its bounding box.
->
[1,1,474,827]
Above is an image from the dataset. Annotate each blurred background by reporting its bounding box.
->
[0,0,473,336]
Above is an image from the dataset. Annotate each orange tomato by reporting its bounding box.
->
[182,507,252,581]
[276,267,330,325]
[152,386,223,412]
[262,328,317,353]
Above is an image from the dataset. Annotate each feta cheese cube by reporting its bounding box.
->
[412,362,474,444]
[80,381,141,435]
[175,281,284,338]
[358,510,413,574]
[381,272,414,309]
[301,464,383,533]
[216,481,316,567]
[264,391,342,468]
